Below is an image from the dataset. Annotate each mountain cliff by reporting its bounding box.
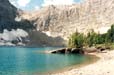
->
[0,0,34,32]
[29,0,114,39]
[0,0,65,46]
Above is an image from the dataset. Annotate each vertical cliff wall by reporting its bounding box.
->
[29,0,114,39]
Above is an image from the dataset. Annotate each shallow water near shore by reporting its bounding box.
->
[0,47,98,75]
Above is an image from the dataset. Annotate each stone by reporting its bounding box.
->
[51,48,84,54]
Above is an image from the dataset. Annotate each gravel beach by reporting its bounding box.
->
[52,50,114,75]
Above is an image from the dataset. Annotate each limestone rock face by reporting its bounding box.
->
[0,0,34,32]
[29,0,114,39]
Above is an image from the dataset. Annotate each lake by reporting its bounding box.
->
[0,47,95,75]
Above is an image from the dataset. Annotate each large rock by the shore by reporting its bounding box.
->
[50,47,109,54]
[51,48,85,54]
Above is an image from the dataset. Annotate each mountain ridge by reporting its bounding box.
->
[0,0,65,46]
[27,0,114,39]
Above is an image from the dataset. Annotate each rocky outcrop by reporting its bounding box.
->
[0,29,29,46]
[50,46,109,54]
[29,0,114,39]
[50,48,85,54]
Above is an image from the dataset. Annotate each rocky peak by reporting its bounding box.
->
[28,0,114,39]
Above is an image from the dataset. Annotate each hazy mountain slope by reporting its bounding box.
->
[29,0,114,39]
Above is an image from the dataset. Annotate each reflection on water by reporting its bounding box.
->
[0,47,92,75]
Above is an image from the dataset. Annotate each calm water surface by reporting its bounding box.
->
[0,47,93,75]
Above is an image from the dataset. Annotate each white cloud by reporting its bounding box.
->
[17,0,31,7]
[34,6,40,10]
[42,0,75,6]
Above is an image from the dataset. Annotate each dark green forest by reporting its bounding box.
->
[68,24,114,48]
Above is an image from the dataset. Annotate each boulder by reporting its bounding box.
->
[71,48,84,54]
[51,48,84,54]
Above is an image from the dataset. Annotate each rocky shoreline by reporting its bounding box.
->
[49,47,109,54]
[51,50,114,75]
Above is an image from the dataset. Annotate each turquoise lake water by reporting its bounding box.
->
[0,47,93,75]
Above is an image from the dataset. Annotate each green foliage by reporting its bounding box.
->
[107,24,114,42]
[86,30,97,47]
[68,24,114,48]
[68,32,85,48]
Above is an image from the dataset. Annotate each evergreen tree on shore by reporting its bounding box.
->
[68,24,114,48]
[68,31,85,48]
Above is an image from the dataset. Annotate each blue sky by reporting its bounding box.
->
[9,0,83,11]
